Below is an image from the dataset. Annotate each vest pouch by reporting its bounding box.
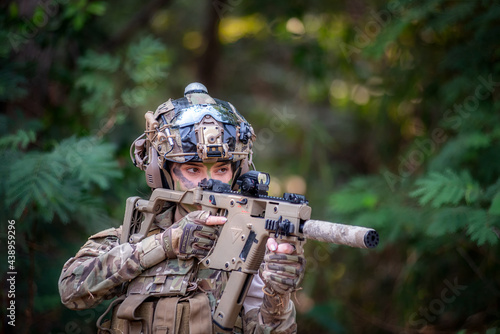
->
[127,258,196,296]
[98,296,155,334]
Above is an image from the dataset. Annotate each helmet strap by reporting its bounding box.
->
[231,160,242,190]
[161,161,174,190]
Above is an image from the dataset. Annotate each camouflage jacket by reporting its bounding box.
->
[58,206,297,333]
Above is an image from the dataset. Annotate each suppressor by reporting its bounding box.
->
[302,220,379,248]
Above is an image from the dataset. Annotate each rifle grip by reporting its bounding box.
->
[213,271,254,332]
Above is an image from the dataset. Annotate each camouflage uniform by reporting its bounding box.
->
[58,205,297,333]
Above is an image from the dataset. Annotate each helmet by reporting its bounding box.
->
[131,83,256,189]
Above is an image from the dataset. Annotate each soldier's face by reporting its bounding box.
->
[170,162,233,191]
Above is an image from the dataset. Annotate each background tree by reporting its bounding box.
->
[1,0,499,333]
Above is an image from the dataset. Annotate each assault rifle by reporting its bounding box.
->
[122,171,379,331]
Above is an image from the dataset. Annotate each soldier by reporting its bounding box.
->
[58,83,306,333]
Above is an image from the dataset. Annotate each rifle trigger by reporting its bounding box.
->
[237,198,248,205]
[209,195,217,205]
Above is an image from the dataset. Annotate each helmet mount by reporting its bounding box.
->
[184,82,208,96]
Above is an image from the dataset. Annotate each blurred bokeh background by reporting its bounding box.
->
[1,0,499,333]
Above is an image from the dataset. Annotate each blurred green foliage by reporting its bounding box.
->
[1,0,499,333]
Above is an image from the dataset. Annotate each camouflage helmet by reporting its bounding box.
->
[131,83,256,189]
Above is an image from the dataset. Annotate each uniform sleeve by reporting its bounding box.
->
[242,275,298,334]
[242,300,297,334]
[58,227,169,310]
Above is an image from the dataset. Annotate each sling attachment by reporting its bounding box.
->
[96,295,126,333]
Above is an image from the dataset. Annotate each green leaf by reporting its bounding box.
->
[75,73,115,115]
[0,129,37,149]
[329,179,379,214]
[426,207,472,237]
[5,152,71,222]
[465,210,498,246]
[410,170,481,208]
[489,192,500,215]
[86,2,107,16]
[463,132,492,149]
[467,219,498,246]
[124,36,170,84]
[4,136,121,223]
[73,13,86,31]
[51,137,122,189]
[77,50,121,72]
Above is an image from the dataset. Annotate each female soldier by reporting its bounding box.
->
[59,83,305,334]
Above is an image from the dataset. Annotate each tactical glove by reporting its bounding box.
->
[168,211,221,260]
[261,247,306,295]
[259,244,305,327]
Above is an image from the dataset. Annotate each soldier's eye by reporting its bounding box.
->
[217,168,228,174]
[186,167,200,174]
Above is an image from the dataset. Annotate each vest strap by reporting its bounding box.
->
[153,297,180,334]
[117,294,152,334]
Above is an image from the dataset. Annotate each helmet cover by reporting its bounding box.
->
[131,83,256,188]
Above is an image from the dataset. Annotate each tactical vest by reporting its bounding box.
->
[96,207,244,334]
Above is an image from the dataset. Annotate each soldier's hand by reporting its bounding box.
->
[261,238,305,295]
[167,210,226,260]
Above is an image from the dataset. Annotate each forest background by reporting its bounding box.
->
[1,0,499,333]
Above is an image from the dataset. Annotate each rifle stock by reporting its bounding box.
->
[121,175,379,331]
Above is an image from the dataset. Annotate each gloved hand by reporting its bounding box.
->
[166,210,226,260]
[261,239,305,294]
[259,238,305,324]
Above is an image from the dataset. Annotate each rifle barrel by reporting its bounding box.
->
[302,220,379,248]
